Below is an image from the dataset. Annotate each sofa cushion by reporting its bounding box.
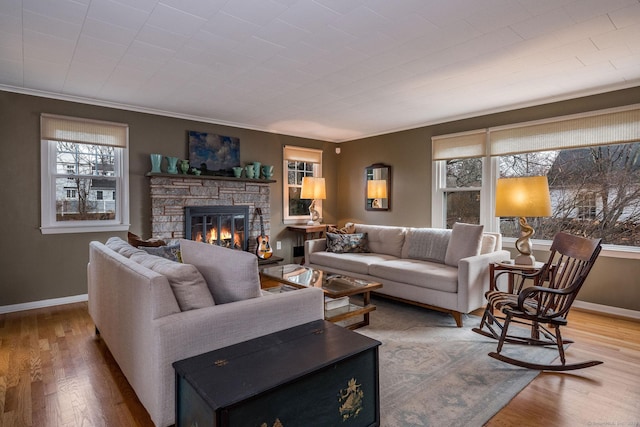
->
[139,243,182,262]
[480,234,497,254]
[403,228,451,263]
[309,251,399,275]
[179,239,261,304]
[130,252,215,311]
[326,232,370,253]
[369,259,459,293]
[327,224,356,234]
[444,223,484,267]
[105,236,146,258]
[127,231,166,247]
[352,223,406,257]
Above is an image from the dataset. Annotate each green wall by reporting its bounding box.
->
[0,91,336,307]
[1,87,639,313]
[336,86,640,312]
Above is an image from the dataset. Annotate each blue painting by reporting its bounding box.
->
[188,131,240,175]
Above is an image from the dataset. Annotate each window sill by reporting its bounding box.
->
[40,223,130,235]
[501,238,640,260]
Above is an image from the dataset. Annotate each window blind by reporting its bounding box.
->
[41,114,128,148]
[283,145,323,163]
[432,130,486,160]
[431,106,640,159]
[490,107,640,156]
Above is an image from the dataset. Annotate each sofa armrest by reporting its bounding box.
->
[305,238,327,256]
[149,287,325,426]
[457,250,511,313]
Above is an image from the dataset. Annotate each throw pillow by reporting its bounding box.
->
[127,231,166,248]
[326,232,370,253]
[130,252,215,311]
[179,239,261,304]
[407,228,451,263]
[444,223,484,267]
[139,244,182,262]
[327,223,356,234]
[105,237,146,258]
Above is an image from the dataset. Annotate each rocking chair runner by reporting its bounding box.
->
[472,232,603,371]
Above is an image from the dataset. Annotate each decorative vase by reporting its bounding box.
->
[253,162,261,179]
[150,154,162,173]
[245,164,255,179]
[166,156,179,174]
[232,166,243,178]
[180,159,190,174]
[261,165,273,179]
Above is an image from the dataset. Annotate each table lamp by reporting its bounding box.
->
[301,177,326,225]
[367,179,387,208]
[495,176,552,265]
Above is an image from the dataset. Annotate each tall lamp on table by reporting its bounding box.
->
[301,177,326,226]
[495,176,552,266]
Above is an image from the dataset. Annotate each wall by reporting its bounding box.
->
[336,86,640,312]
[0,91,336,307]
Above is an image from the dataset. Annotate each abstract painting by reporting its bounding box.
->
[188,131,240,175]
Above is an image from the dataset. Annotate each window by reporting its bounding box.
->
[283,146,323,224]
[432,106,640,253]
[41,114,129,234]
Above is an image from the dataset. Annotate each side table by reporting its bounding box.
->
[287,224,335,263]
[489,260,545,294]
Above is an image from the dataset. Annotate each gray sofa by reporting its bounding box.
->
[305,223,509,327]
[88,238,324,427]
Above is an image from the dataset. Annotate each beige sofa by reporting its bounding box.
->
[305,223,509,327]
[88,238,324,427]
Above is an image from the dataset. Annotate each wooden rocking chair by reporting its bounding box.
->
[472,232,603,371]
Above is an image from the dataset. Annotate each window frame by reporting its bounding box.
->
[283,146,323,225]
[40,115,130,234]
[432,105,640,259]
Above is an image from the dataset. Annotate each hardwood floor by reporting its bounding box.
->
[0,302,638,427]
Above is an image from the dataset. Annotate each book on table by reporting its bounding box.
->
[324,296,349,310]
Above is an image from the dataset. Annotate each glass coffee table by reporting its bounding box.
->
[260,264,382,329]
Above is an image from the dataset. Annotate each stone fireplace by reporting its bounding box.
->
[149,175,271,254]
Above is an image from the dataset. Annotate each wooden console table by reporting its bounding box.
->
[287,224,335,263]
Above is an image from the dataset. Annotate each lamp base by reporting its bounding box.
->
[307,220,320,226]
[514,253,535,266]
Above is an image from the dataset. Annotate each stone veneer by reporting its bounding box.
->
[149,175,272,253]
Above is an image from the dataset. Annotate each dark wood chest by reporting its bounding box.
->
[173,319,381,427]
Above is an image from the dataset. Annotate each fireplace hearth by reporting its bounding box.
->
[185,206,249,251]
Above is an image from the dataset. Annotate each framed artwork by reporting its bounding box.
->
[188,131,240,175]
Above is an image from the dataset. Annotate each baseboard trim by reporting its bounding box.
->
[0,294,88,314]
[574,300,640,321]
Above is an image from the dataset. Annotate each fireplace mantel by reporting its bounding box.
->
[145,172,276,184]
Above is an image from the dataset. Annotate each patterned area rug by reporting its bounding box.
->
[356,297,559,427]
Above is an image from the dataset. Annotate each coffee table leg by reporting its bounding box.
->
[362,292,371,327]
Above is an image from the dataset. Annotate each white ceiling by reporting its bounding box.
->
[1,0,640,142]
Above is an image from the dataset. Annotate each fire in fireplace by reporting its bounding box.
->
[185,206,249,251]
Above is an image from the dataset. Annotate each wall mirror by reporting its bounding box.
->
[365,163,391,211]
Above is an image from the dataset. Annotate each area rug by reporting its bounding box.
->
[355,297,560,427]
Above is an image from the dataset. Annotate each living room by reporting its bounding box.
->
[1,1,640,426]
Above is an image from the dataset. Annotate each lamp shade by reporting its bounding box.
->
[367,179,388,199]
[495,176,552,217]
[301,177,326,200]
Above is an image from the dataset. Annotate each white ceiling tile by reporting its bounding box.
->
[23,0,88,25]
[221,0,288,26]
[2,0,639,142]
[509,7,575,40]
[146,3,207,38]
[0,59,23,85]
[23,10,82,41]
[278,0,341,32]
[608,2,640,29]
[87,0,151,32]
[200,11,262,43]
[159,0,226,18]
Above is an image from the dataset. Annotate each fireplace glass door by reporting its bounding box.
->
[185,206,249,251]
